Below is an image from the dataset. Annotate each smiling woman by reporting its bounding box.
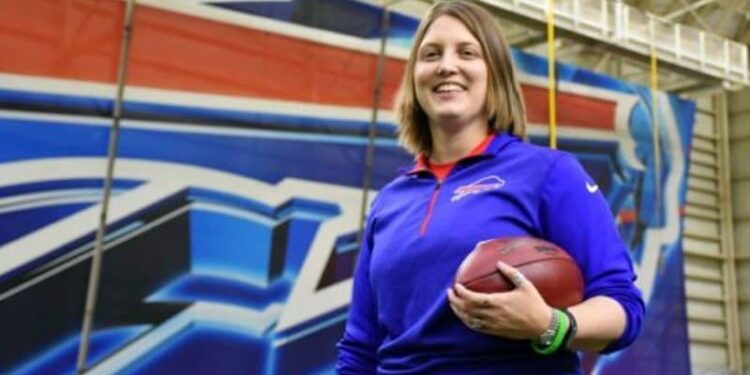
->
[336,1,645,374]
[413,15,489,164]
[394,0,526,160]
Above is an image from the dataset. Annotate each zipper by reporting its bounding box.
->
[419,181,442,236]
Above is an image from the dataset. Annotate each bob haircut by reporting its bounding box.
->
[393,0,527,155]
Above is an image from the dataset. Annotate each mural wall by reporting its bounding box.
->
[0,1,694,374]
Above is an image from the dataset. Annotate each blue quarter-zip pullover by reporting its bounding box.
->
[337,133,645,374]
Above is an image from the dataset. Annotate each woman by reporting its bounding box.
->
[337,1,645,374]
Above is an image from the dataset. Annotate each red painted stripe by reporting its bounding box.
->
[522,85,616,130]
[0,1,404,108]
[620,205,687,223]
[0,0,616,128]
[618,209,637,223]
[0,0,122,83]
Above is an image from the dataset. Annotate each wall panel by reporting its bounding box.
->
[729,87,750,375]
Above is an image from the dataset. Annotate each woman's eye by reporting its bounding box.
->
[461,49,478,57]
[421,50,439,60]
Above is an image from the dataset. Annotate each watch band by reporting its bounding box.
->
[532,309,570,355]
[539,308,559,346]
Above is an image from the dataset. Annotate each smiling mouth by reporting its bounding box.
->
[433,82,465,93]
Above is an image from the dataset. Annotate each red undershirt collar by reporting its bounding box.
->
[412,133,496,181]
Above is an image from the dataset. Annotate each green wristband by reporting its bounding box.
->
[532,309,570,355]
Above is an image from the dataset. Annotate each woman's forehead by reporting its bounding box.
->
[420,16,480,47]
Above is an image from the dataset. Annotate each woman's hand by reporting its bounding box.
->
[446,261,552,340]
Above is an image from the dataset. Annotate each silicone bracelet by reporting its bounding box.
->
[561,308,578,350]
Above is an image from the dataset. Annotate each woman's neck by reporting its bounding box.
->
[429,119,489,164]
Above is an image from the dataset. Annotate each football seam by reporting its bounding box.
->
[460,256,578,287]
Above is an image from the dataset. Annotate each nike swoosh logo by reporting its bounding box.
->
[586,182,599,193]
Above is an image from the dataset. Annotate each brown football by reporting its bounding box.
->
[454,237,584,308]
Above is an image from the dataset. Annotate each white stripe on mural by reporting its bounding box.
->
[0,157,367,334]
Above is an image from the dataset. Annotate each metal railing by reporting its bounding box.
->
[481,0,749,87]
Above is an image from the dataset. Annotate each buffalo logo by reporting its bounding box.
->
[451,175,505,202]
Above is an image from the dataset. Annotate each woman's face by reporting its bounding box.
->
[414,15,488,129]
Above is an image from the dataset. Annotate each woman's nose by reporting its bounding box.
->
[437,53,459,76]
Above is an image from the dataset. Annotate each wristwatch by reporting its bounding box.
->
[538,308,559,346]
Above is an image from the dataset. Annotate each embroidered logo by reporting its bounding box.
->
[586,181,599,193]
[451,175,505,202]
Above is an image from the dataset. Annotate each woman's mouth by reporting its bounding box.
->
[433,82,465,93]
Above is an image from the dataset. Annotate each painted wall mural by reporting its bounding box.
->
[0,1,693,374]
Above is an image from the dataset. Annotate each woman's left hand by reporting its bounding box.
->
[446,261,553,340]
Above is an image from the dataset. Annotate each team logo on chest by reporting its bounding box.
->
[451,175,505,202]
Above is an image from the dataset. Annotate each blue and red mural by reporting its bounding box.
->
[0,1,693,374]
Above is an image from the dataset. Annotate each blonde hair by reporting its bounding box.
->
[393,0,527,155]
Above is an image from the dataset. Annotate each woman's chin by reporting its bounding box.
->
[429,110,479,126]
[431,109,464,121]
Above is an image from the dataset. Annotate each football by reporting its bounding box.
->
[454,237,584,308]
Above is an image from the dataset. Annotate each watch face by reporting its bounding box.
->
[539,309,559,346]
[540,330,555,346]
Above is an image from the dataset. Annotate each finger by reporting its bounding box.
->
[446,287,462,307]
[447,290,473,323]
[447,297,462,318]
[496,261,529,290]
[454,283,496,310]
[447,287,473,317]
[454,283,482,300]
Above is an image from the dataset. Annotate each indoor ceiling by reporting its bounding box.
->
[624,0,750,45]
[382,0,750,92]
[509,0,750,92]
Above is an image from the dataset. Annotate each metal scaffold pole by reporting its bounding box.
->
[75,0,136,372]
